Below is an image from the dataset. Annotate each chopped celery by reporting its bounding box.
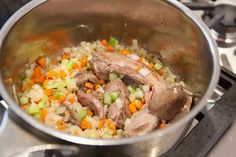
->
[154,63,163,71]
[38,101,46,109]
[33,112,41,119]
[128,86,135,94]
[109,37,118,47]
[119,73,124,79]
[19,96,29,105]
[66,61,75,70]
[61,59,69,65]
[109,72,118,81]
[104,92,112,105]
[87,63,91,70]
[78,108,87,119]
[129,93,136,102]
[134,88,144,99]
[54,92,61,99]
[110,92,120,101]
[27,103,39,114]
[67,78,78,90]
[84,129,98,138]
[45,80,67,89]
[104,127,113,135]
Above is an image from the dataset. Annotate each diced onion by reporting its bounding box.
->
[139,68,151,76]
[128,54,140,61]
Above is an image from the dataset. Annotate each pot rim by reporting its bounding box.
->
[0,0,220,146]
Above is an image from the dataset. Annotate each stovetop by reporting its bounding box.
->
[0,0,236,157]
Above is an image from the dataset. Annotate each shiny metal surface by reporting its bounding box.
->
[0,0,220,156]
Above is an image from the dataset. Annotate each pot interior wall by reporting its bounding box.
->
[0,0,213,117]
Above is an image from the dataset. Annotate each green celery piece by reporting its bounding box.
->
[129,93,136,102]
[104,92,112,105]
[27,103,39,114]
[134,88,144,99]
[19,96,29,105]
[128,86,136,94]
[119,73,124,79]
[110,92,120,101]
[66,61,75,70]
[45,80,67,89]
[33,112,41,119]
[154,63,163,71]
[87,63,92,70]
[78,108,87,119]
[54,92,61,99]
[109,72,118,81]
[109,37,118,47]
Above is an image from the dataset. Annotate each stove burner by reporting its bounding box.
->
[182,1,236,47]
[202,4,236,47]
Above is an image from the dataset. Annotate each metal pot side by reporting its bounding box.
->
[0,0,220,156]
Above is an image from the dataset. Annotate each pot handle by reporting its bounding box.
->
[12,144,80,157]
[0,100,9,134]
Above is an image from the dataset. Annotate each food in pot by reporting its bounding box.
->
[16,37,192,138]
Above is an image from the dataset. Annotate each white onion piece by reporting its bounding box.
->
[88,56,93,61]
[115,98,123,110]
[139,68,151,76]
[128,54,140,61]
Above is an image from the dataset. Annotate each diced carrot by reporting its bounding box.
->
[80,119,92,129]
[52,59,58,65]
[43,79,49,88]
[72,63,80,70]
[46,70,57,79]
[35,75,45,83]
[97,119,105,129]
[87,110,94,116]
[21,83,29,92]
[21,104,29,110]
[71,130,80,135]
[148,63,154,69]
[97,80,105,85]
[85,82,94,90]
[108,123,116,130]
[128,103,137,114]
[37,56,46,68]
[136,65,142,71]
[120,49,130,55]
[4,78,13,84]
[134,100,143,110]
[49,95,55,101]
[106,45,113,52]
[104,119,110,125]
[68,97,75,104]
[44,89,52,96]
[57,120,67,130]
[59,70,67,80]
[32,66,42,79]
[62,52,70,59]
[86,89,92,94]
[80,55,88,67]
[141,97,145,103]
[58,95,66,103]
[40,109,47,122]
[101,40,108,47]
[95,84,101,90]
[138,57,144,62]
[158,68,165,76]
[159,121,166,129]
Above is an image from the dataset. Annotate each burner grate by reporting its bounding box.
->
[180,0,236,48]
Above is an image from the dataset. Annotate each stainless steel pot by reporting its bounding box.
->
[0,0,220,156]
